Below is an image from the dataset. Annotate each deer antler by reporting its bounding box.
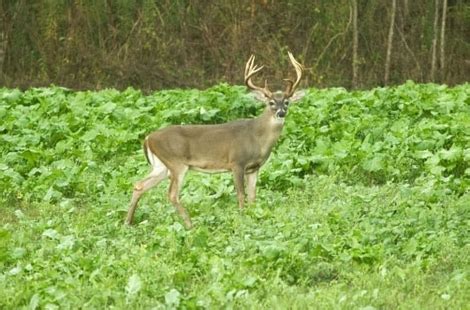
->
[284,52,304,98]
[244,55,272,98]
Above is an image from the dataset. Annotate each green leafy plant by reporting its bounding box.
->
[0,83,468,308]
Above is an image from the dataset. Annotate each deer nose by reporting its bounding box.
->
[277,110,286,118]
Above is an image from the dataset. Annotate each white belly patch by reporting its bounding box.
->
[190,167,228,174]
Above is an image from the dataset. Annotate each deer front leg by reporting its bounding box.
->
[246,171,258,204]
[232,166,245,209]
[168,166,192,229]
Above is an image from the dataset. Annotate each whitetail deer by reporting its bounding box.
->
[126,52,305,229]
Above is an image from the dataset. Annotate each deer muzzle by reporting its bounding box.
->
[276,109,286,119]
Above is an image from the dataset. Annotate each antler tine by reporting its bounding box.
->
[244,54,272,98]
[244,55,254,77]
[284,52,304,98]
[283,78,294,96]
[244,55,261,78]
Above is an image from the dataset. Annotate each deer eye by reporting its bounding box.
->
[269,101,275,106]
[284,100,290,106]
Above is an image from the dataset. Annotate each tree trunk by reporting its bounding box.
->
[0,1,23,76]
[351,0,358,88]
[384,0,397,85]
[430,0,440,82]
[402,0,409,39]
[440,0,447,75]
[0,29,5,75]
[0,7,8,74]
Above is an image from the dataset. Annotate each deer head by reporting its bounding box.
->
[244,52,305,122]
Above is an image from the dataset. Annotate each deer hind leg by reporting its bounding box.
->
[167,165,192,229]
[126,154,168,225]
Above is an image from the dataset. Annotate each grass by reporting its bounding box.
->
[1,84,468,308]
[1,174,468,309]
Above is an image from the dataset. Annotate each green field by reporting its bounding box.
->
[1,83,469,308]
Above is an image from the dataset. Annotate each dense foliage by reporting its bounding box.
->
[0,83,469,308]
[1,82,469,201]
[1,1,469,89]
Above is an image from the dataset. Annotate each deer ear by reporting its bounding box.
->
[290,90,306,103]
[251,90,270,102]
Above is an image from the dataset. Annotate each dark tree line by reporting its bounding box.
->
[0,0,468,91]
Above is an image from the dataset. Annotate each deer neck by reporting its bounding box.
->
[253,108,285,147]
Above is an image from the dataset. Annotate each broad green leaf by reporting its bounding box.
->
[165,289,181,306]
[439,146,462,161]
[42,229,60,239]
[414,150,433,159]
[462,148,470,161]
[125,274,142,298]
[99,101,117,114]
[29,294,40,310]
[362,155,384,172]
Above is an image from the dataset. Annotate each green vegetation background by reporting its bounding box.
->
[0,83,469,308]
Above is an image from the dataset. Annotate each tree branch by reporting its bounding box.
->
[384,0,397,85]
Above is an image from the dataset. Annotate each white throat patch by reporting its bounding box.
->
[272,116,285,124]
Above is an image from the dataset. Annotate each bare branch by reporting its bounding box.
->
[351,0,359,88]
[315,3,352,68]
[431,0,440,82]
[396,24,422,81]
[384,0,397,85]
[440,0,448,73]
